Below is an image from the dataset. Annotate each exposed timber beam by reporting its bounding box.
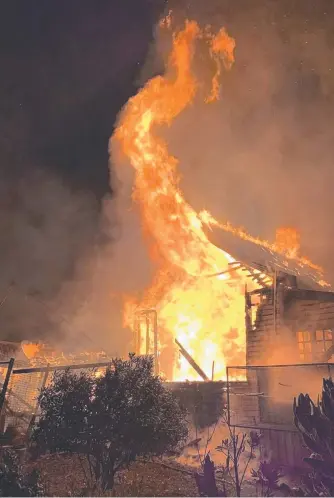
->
[175,339,209,381]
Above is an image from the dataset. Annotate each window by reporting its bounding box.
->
[297,331,312,361]
[314,329,333,357]
[297,329,333,361]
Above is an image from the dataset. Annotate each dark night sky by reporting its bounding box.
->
[0,1,166,342]
[0,0,164,197]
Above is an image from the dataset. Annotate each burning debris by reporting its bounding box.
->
[0,340,110,370]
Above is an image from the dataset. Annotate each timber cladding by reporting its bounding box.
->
[246,284,334,366]
[243,279,334,469]
[285,299,334,330]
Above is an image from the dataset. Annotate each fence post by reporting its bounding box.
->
[26,364,50,441]
[226,366,231,426]
[0,357,15,433]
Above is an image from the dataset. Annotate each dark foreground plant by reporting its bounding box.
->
[193,408,260,497]
[31,354,188,492]
[0,449,44,497]
[251,461,296,497]
[195,454,224,497]
[293,377,334,496]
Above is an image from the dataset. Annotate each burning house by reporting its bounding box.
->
[204,227,334,467]
[111,17,334,468]
[207,227,334,367]
[1,16,332,470]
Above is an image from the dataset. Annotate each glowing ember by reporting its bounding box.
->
[114,15,326,381]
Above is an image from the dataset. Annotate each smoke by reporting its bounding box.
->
[0,162,147,354]
[0,168,99,343]
[72,0,334,356]
[148,0,334,280]
[8,0,334,357]
[44,138,157,355]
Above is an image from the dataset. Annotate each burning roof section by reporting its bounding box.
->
[206,226,333,293]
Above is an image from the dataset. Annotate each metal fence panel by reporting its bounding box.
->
[1,361,111,436]
[226,362,334,431]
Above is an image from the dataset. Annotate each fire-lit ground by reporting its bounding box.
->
[112,14,326,383]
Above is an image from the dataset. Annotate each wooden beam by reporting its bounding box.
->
[175,339,209,381]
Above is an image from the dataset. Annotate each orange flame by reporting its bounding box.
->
[201,210,324,274]
[115,20,249,381]
[275,227,300,259]
[22,342,42,360]
[114,17,326,381]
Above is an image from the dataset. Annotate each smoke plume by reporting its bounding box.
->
[65,0,334,356]
[6,0,334,357]
[159,0,334,279]
[0,169,99,343]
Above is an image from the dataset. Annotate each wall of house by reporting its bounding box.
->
[283,290,334,363]
[244,283,334,469]
[246,283,334,366]
[285,297,334,332]
[246,282,289,366]
[246,290,274,365]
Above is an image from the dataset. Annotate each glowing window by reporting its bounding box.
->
[315,329,333,356]
[297,331,312,361]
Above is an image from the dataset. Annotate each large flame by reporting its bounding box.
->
[115,19,248,381]
[114,17,325,381]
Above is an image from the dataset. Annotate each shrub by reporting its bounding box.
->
[0,449,44,497]
[31,354,188,491]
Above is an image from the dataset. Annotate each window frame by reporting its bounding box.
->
[296,328,334,361]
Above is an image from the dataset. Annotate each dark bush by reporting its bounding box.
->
[31,354,188,491]
[0,449,44,497]
[294,377,334,496]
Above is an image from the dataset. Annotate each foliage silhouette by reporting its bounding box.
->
[31,354,188,492]
[293,377,334,496]
[0,449,44,497]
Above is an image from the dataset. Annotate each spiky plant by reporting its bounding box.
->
[293,377,334,496]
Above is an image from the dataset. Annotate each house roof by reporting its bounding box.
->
[206,225,333,293]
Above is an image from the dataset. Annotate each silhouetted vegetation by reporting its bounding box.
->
[0,449,44,497]
[31,354,188,493]
[293,377,334,496]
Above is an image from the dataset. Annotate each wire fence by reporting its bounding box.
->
[0,360,112,439]
[226,362,334,431]
[1,357,333,468]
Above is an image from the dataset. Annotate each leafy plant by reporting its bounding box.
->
[293,377,334,496]
[0,449,44,496]
[31,354,188,492]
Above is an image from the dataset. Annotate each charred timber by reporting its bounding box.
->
[175,339,209,381]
